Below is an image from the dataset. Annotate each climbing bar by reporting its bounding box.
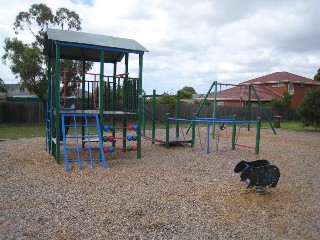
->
[168,117,259,125]
[103,124,139,131]
[235,143,256,149]
[103,135,137,142]
[103,146,138,153]
[116,72,129,77]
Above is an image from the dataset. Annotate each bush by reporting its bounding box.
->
[297,87,320,130]
[268,91,292,107]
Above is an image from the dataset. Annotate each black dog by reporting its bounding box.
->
[234,159,280,189]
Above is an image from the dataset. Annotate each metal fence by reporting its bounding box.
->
[0,101,297,124]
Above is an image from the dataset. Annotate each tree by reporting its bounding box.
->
[178,89,192,99]
[314,68,320,81]
[157,92,176,107]
[0,78,7,93]
[297,87,320,130]
[268,91,292,108]
[2,4,90,109]
[181,86,197,94]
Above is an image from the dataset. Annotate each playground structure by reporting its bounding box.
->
[166,116,262,154]
[142,80,276,155]
[44,28,148,171]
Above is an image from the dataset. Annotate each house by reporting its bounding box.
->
[0,84,40,102]
[197,72,320,108]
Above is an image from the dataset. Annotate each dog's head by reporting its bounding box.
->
[234,160,248,173]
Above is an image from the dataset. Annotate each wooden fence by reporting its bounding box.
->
[0,101,46,124]
[0,101,297,124]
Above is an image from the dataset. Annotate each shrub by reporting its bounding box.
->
[297,87,320,130]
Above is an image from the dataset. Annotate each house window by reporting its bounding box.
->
[272,82,285,87]
[288,82,294,95]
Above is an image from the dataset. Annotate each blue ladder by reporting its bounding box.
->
[61,113,107,172]
[45,75,51,153]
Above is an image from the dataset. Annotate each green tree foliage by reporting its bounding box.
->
[193,99,211,105]
[181,86,196,94]
[0,78,7,93]
[2,4,90,108]
[268,91,292,107]
[157,93,176,107]
[178,89,192,99]
[314,68,320,81]
[297,87,320,130]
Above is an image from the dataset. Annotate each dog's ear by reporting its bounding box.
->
[234,160,247,173]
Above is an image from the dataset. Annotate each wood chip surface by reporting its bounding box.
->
[0,128,319,239]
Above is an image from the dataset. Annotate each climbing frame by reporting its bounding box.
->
[61,113,107,172]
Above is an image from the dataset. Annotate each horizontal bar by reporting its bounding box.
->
[57,41,145,55]
[167,117,259,124]
[235,143,255,149]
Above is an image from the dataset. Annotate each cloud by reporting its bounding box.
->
[0,0,319,94]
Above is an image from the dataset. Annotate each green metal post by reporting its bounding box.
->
[55,45,61,164]
[47,55,52,153]
[112,63,117,147]
[99,51,105,134]
[186,80,216,134]
[248,85,251,131]
[191,113,196,147]
[142,94,146,136]
[175,91,180,138]
[231,115,237,150]
[124,53,129,111]
[251,85,277,134]
[212,81,217,139]
[50,46,55,154]
[152,89,156,144]
[255,117,261,154]
[81,59,86,148]
[166,113,170,148]
[123,117,127,151]
[137,54,143,158]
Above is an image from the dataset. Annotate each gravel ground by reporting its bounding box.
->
[0,128,319,239]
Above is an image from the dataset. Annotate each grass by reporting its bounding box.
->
[261,121,319,133]
[0,121,318,140]
[0,124,46,139]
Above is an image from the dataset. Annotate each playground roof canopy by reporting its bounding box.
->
[44,28,148,63]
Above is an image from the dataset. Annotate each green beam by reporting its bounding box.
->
[166,113,170,148]
[231,115,237,150]
[186,81,216,134]
[99,50,105,134]
[152,89,156,144]
[175,91,180,138]
[137,54,143,158]
[255,117,261,154]
[212,81,218,139]
[112,63,117,147]
[55,44,61,164]
[251,85,277,134]
[248,86,251,131]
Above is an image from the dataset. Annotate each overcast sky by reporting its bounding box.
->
[0,0,319,94]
